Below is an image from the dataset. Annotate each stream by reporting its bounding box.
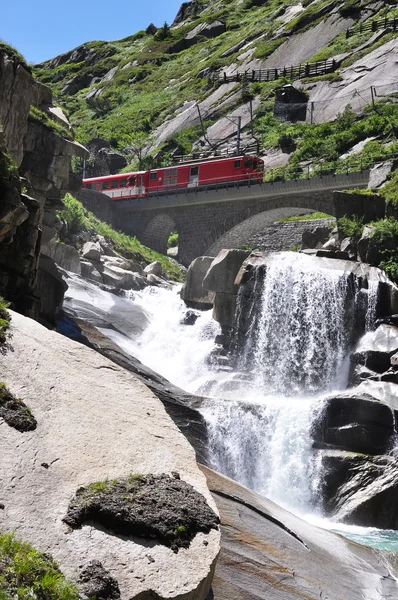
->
[63,252,398,551]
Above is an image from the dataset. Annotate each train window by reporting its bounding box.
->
[190,166,199,176]
[128,176,136,186]
[85,183,92,190]
[120,178,127,187]
[244,159,253,168]
[111,180,119,189]
[102,181,110,190]
[150,172,157,181]
[164,167,178,186]
[234,160,241,168]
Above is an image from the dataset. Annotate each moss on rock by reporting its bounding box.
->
[0,382,37,432]
[64,472,219,553]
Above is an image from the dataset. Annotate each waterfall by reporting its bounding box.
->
[64,252,379,517]
[200,252,377,512]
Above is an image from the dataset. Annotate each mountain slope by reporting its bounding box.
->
[34,0,398,175]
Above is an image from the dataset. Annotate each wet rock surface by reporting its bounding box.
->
[0,383,37,432]
[64,473,220,553]
[202,465,398,600]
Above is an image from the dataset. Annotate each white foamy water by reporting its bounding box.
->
[64,253,380,519]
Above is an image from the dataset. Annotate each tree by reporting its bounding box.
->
[119,132,151,170]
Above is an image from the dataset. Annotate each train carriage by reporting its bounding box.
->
[82,155,264,200]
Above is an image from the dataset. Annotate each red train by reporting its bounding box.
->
[83,155,264,200]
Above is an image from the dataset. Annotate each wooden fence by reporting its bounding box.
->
[346,16,398,38]
[214,59,338,85]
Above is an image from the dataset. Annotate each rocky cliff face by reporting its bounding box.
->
[0,49,88,320]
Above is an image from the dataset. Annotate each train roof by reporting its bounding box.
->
[83,171,147,182]
[160,155,263,168]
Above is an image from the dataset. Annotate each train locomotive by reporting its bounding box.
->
[83,155,264,201]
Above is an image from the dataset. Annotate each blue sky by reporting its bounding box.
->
[2,0,183,64]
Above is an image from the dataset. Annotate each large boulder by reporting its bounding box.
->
[353,324,398,373]
[102,264,148,291]
[36,254,68,322]
[313,390,395,455]
[331,455,398,529]
[203,249,250,329]
[47,241,81,274]
[181,256,215,309]
[81,241,102,262]
[144,261,163,277]
[202,465,398,599]
[0,310,220,599]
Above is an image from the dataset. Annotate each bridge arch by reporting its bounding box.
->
[140,213,178,255]
[205,207,324,256]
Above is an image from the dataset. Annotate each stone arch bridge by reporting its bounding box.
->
[80,171,370,266]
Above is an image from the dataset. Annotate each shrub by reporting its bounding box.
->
[168,232,179,248]
[370,218,398,282]
[58,193,86,235]
[337,214,364,240]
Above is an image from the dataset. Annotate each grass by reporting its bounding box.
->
[0,533,79,600]
[0,40,29,69]
[29,106,73,141]
[58,194,184,281]
[279,211,334,222]
[0,297,10,345]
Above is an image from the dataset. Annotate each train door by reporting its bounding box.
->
[138,174,143,197]
[188,166,199,187]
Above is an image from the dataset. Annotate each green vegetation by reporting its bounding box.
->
[279,211,334,222]
[58,195,184,281]
[29,106,73,141]
[0,40,28,68]
[370,217,398,281]
[0,297,10,345]
[0,148,19,188]
[337,214,364,240]
[167,232,179,248]
[0,533,79,600]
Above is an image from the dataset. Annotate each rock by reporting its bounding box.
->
[79,561,121,600]
[201,465,398,599]
[332,455,398,530]
[146,274,173,289]
[313,390,395,455]
[204,249,250,295]
[301,226,331,249]
[47,241,81,274]
[322,237,338,251]
[353,324,398,373]
[167,246,179,258]
[340,236,356,259]
[0,383,37,432]
[36,254,68,322]
[80,260,103,284]
[368,160,396,189]
[357,225,377,264]
[0,310,220,599]
[334,191,385,224]
[144,261,162,277]
[103,264,147,291]
[146,23,158,35]
[63,272,150,337]
[102,255,143,274]
[181,257,215,309]
[82,241,103,262]
[169,21,226,53]
[64,473,219,553]
[181,310,200,326]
